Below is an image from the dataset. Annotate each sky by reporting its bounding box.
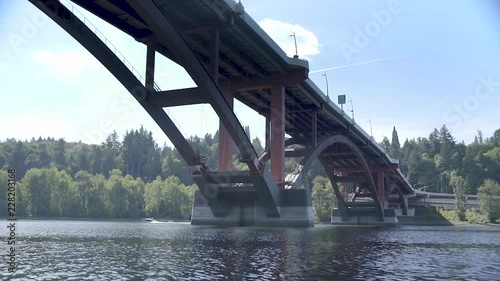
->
[1,0,500,147]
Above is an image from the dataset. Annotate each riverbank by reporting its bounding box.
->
[397,206,500,226]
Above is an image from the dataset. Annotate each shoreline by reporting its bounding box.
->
[2,216,498,227]
[0,216,190,223]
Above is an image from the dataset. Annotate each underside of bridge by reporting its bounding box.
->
[30,0,415,226]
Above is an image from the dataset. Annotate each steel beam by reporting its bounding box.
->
[145,36,155,90]
[285,147,308,158]
[311,110,318,148]
[210,28,219,80]
[333,175,368,183]
[265,117,270,150]
[343,165,399,173]
[220,69,308,92]
[127,0,262,173]
[150,88,207,107]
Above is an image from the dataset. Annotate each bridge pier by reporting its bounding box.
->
[331,208,397,225]
[191,188,313,227]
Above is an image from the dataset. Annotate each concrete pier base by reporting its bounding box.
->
[331,208,398,225]
[191,189,314,227]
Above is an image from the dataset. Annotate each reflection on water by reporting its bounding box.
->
[1,221,499,280]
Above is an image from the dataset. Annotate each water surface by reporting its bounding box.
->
[1,220,499,280]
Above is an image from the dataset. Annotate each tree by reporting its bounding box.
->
[449,171,469,221]
[389,126,401,159]
[21,168,51,216]
[11,141,27,179]
[105,169,128,218]
[0,170,7,216]
[436,125,455,172]
[103,130,121,149]
[0,153,6,169]
[48,168,75,217]
[144,176,165,217]
[53,138,67,171]
[477,130,483,144]
[478,179,500,223]
[311,176,335,223]
[122,126,160,181]
[122,174,145,218]
[252,137,264,155]
[380,136,391,152]
[73,171,106,217]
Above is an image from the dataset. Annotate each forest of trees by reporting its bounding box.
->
[1,125,499,222]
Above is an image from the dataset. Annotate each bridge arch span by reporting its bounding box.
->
[285,134,384,221]
[385,180,408,216]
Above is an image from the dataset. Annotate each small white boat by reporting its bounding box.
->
[142,217,154,222]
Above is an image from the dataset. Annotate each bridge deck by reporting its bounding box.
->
[69,0,413,195]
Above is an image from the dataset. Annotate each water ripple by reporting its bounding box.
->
[0,221,499,280]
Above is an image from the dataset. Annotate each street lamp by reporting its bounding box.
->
[348,98,355,120]
[289,32,298,58]
[322,71,329,99]
[368,118,373,138]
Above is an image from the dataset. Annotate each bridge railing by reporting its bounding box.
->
[61,0,146,85]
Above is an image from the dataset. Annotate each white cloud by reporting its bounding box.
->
[258,18,321,59]
[32,49,100,80]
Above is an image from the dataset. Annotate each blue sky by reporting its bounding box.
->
[1,0,499,147]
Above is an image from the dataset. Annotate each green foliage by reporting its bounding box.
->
[449,171,469,221]
[312,176,336,223]
[478,179,500,223]
[382,126,500,195]
[389,126,401,159]
[144,176,194,219]
[1,124,499,221]
[465,208,487,224]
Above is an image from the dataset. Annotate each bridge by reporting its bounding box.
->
[30,0,415,226]
[410,190,480,209]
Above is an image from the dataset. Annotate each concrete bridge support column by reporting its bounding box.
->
[270,83,285,185]
[340,170,349,201]
[378,170,388,209]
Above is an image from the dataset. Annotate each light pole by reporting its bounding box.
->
[368,118,373,138]
[322,71,329,99]
[348,98,355,120]
[289,32,298,58]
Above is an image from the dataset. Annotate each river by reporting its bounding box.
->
[1,220,499,280]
